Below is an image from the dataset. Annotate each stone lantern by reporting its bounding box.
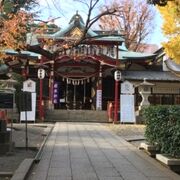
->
[0,76,17,155]
[0,78,17,91]
[0,76,18,118]
[138,78,154,111]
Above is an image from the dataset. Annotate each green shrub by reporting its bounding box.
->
[142,105,180,158]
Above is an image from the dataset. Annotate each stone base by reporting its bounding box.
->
[135,115,144,124]
[156,154,180,173]
[0,120,6,131]
[139,142,160,157]
[0,142,14,155]
[0,131,10,143]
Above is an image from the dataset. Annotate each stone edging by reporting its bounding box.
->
[11,158,34,180]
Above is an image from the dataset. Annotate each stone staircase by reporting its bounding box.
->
[45,110,108,123]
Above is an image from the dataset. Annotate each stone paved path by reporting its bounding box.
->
[27,122,179,180]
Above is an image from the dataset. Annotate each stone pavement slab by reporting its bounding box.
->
[27,122,180,180]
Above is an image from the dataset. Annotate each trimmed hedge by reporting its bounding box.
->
[142,105,180,158]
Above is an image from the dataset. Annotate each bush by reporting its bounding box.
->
[142,105,180,158]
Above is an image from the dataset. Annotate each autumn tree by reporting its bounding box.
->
[36,0,120,55]
[98,0,155,51]
[0,0,39,59]
[156,0,180,63]
[0,0,120,59]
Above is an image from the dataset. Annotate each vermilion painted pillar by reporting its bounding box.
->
[114,80,119,123]
[21,61,28,79]
[21,67,26,78]
[114,45,120,124]
[39,58,44,121]
[39,78,43,121]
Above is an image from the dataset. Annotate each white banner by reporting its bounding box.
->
[96,90,102,110]
[120,95,135,123]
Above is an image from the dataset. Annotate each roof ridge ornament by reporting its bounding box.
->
[69,11,85,25]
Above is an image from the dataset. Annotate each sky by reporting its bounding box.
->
[36,0,166,48]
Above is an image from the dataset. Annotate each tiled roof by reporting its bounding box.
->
[122,71,180,81]
[4,50,41,59]
[119,51,156,60]
[47,21,97,38]
[92,35,124,43]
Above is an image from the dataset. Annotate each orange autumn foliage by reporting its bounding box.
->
[0,11,31,58]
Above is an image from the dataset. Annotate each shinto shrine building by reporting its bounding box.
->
[2,12,180,121]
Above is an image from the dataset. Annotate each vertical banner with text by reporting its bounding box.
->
[53,82,59,105]
[96,89,102,110]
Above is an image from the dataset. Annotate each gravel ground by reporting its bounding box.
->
[106,123,146,147]
[107,124,145,137]
[0,123,54,180]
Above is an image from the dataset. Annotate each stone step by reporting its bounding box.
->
[45,110,108,122]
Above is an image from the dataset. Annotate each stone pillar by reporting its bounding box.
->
[138,78,154,111]
[139,91,150,107]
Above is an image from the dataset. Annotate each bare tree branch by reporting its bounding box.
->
[57,0,120,49]
[0,0,121,60]
[99,0,155,51]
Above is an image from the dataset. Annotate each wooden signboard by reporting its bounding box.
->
[0,93,13,109]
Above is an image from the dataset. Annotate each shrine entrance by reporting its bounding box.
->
[53,56,100,110]
[54,78,93,110]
